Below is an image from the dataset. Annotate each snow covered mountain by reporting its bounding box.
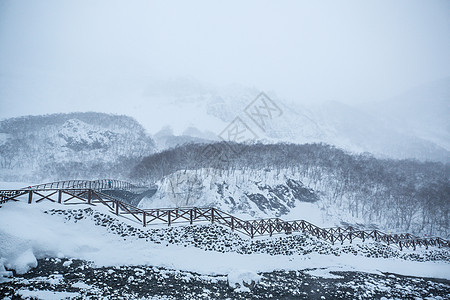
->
[0,112,155,181]
[141,78,450,162]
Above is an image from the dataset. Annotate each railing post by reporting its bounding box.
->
[88,189,92,204]
[143,212,146,227]
[58,190,62,204]
[231,217,234,231]
[399,241,402,251]
[211,208,214,224]
[349,227,353,244]
[115,201,119,215]
[190,209,193,225]
[168,210,171,226]
[251,224,254,238]
[28,190,33,204]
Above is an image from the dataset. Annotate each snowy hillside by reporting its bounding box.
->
[1,202,449,298]
[0,112,155,181]
[134,143,450,238]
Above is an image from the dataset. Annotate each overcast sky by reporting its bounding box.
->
[0,0,449,122]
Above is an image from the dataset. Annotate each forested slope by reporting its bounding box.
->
[133,142,449,237]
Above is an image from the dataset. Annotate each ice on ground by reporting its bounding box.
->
[227,270,261,292]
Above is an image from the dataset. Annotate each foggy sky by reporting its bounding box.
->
[0,0,449,124]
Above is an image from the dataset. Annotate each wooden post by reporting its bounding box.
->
[399,241,402,251]
[28,190,33,204]
[211,208,214,224]
[143,212,146,227]
[58,190,62,204]
[115,201,119,215]
[251,224,254,238]
[87,189,92,204]
[231,217,234,231]
[168,210,171,226]
[190,209,193,225]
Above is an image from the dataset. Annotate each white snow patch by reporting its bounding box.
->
[71,281,92,289]
[0,258,13,283]
[7,249,37,275]
[305,267,344,279]
[17,289,80,300]
[227,270,261,292]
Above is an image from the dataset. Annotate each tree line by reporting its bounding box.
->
[132,142,449,237]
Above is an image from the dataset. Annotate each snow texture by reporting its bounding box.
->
[227,270,261,292]
[0,201,448,284]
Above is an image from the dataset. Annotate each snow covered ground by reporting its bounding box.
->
[0,201,449,278]
[0,199,449,298]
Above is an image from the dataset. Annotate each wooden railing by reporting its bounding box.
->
[0,187,448,250]
[24,179,153,194]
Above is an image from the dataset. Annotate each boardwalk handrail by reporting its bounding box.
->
[0,186,448,250]
[23,179,152,193]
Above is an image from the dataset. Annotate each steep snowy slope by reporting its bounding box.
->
[138,169,327,223]
[0,112,155,181]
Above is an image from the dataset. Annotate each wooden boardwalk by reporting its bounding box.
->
[0,180,448,250]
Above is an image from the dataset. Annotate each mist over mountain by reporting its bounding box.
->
[363,77,450,151]
[0,112,155,182]
[141,78,449,162]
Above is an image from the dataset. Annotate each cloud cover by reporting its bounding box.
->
[0,0,449,122]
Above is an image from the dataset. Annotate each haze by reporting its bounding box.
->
[0,0,449,132]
